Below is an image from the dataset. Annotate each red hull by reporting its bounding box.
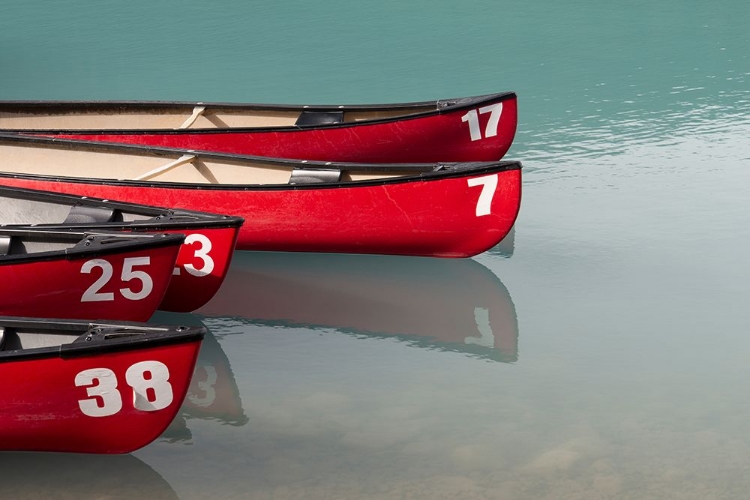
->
[0,322,203,454]
[0,165,521,258]
[0,185,242,312]
[156,225,240,311]
[0,234,181,321]
[29,93,517,163]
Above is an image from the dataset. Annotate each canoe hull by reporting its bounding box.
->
[0,185,242,312]
[10,92,518,163]
[158,225,239,311]
[51,98,517,162]
[0,234,180,321]
[0,167,521,257]
[0,326,202,454]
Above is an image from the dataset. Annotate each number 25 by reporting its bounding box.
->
[81,257,153,302]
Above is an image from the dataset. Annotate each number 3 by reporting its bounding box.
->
[173,233,215,277]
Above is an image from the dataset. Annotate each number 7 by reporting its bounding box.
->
[467,174,498,216]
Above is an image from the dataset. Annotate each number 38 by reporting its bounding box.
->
[75,361,174,417]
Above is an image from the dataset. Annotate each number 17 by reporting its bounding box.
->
[461,103,503,142]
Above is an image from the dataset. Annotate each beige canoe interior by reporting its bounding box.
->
[0,104,435,130]
[0,142,419,185]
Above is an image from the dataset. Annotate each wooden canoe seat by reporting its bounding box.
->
[0,236,11,255]
[289,168,342,185]
[64,205,116,224]
[295,110,344,127]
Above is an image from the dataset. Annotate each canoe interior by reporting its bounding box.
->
[0,327,80,350]
[0,195,156,226]
[0,140,446,185]
[0,230,93,255]
[0,103,435,130]
[0,229,180,259]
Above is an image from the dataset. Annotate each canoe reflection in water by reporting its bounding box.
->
[197,250,519,363]
[491,225,514,258]
[0,452,178,500]
[148,315,248,442]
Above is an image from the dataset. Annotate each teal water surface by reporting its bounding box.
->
[2,1,750,498]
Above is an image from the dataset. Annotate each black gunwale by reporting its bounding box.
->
[0,229,185,265]
[0,184,244,230]
[0,91,517,134]
[0,318,205,363]
[0,133,521,191]
[0,161,522,191]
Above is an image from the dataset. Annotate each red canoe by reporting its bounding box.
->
[198,251,519,362]
[0,184,243,312]
[0,135,522,258]
[0,228,183,321]
[0,91,517,163]
[0,317,204,454]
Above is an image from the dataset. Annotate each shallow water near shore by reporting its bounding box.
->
[2,0,750,498]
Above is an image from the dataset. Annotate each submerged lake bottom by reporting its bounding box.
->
[7,201,750,500]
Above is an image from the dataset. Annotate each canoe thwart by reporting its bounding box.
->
[134,154,196,181]
[295,110,344,127]
[64,204,117,224]
[179,105,206,129]
[289,168,342,185]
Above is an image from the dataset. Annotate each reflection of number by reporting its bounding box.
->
[188,365,217,407]
[75,368,123,417]
[461,103,503,141]
[465,307,494,348]
[76,361,174,417]
[126,361,174,411]
[81,259,115,302]
[184,234,214,277]
[81,257,153,302]
[467,174,498,216]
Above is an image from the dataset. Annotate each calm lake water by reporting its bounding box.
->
[2,1,750,498]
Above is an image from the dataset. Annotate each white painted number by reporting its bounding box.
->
[120,257,153,300]
[184,234,215,277]
[126,361,174,411]
[76,361,174,417]
[467,174,498,216]
[81,257,154,302]
[80,259,115,302]
[75,368,122,417]
[461,103,503,141]
[173,234,215,277]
